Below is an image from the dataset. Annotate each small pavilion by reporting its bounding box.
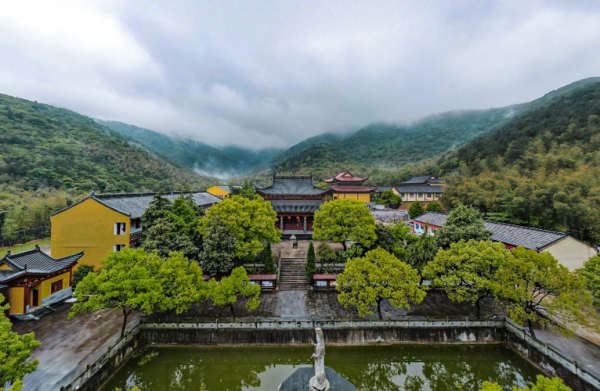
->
[323,170,378,202]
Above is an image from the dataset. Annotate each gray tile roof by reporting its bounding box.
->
[268,200,324,213]
[256,175,330,196]
[216,185,241,193]
[402,176,433,184]
[394,185,444,194]
[0,247,83,282]
[413,212,570,250]
[96,192,221,219]
[375,187,394,193]
[53,191,222,219]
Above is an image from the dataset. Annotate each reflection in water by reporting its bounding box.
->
[102,345,540,391]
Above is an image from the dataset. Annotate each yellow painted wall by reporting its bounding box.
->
[544,237,598,271]
[332,193,371,202]
[207,186,230,198]
[39,272,71,303]
[8,287,24,315]
[51,198,129,270]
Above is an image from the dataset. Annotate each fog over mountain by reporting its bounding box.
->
[1,1,600,149]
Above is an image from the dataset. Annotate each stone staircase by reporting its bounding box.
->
[278,258,310,290]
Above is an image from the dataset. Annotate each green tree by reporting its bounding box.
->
[423,240,512,318]
[434,204,492,249]
[147,252,209,315]
[425,201,444,213]
[69,248,165,337]
[313,199,377,251]
[408,201,424,219]
[381,190,394,200]
[480,375,572,391]
[209,267,261,320]
[199,215,237,275]
[141,192,172,236]
[492,247,598,338]
[406,224,438,275]
[389,194,402,207]
[336,248,427,319]
[233,180,256,199]
[391,223,412,246]
[200,195,281,258]
[317,242,337,268]
[372,223,397,253]
[306,241,317,282]
[581,255,600,303]
[315,182,329,189]
[260,242,276,274]
[72,264,95,288]
[169,194,203,247]
[0,296,41,391]
[143,217,199,260]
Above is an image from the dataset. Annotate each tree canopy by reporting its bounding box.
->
[480,375,572,391]
[581,255,600,303]
[408,201,424,219]
[423,240,511,318]
[306,241,317,282]
[199,215,237,275]
[336,248,427,319]
[209,267,261,320]
[492,247,598,337]
[0,296,41,391]
[434,204,492,249]
[425,201,444,213]
[313,199,377,251]
[406,224,438,274]
[200,195,281,258]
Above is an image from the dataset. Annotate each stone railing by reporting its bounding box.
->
[61,317,600,391]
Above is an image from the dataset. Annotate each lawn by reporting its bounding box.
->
[0,237,51,258]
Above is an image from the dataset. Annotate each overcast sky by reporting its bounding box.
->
[1,1,599,149]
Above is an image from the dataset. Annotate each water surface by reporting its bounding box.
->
[102,344,540,391]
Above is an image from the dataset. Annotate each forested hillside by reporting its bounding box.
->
[0,94,213,239]
[98,120,282,177]
[439,80,600,244]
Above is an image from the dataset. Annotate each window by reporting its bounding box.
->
[261,281,274,287]
[401,194,406,198]
[114,244,125,252]
[419,193,424,198]
[114,222,126,235]
[51,280,63,294]
[131,220,141,229]
[316,281,327,287]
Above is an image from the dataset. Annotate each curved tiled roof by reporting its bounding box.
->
[394,185,443,193]
[413,212,573,251]
[324,170,368,183]
[0,247,83,283]
[331,186,378,193]
[268,200,324,213]
[256,176,330,196]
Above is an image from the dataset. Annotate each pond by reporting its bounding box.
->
[102,344,541,391]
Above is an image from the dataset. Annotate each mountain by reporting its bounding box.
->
[271,77,600,184]
[97,120,283,178]
[438,79,600,244]
[0,94,214,193]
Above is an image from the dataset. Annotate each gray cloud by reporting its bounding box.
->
[1,0,600,149]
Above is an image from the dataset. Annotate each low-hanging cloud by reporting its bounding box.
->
[1,0,600,149]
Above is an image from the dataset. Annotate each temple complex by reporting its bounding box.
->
[255,175,330,239]
[323,170,378,202]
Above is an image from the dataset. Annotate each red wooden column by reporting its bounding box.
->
[23,286,30,314]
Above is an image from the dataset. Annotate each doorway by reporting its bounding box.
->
[32,289,40,307]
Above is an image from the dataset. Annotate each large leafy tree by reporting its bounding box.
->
[408,201,424,219]
[434,204,492,249]
[141,192,172,236]
[425,201,444,213]
[581,255,600,304]
[146,252,209,315]
[313,198,377,251]
[143,217,199,260]
[406,224,438,275]
[492,247,598,338]
[336,248,427,319]
[259,242,276,274]
[200,195,281,258]
[199,215,237,275]
[317,242,337,267]
[372,223,397,253]
[423,240,511,318]
[170,194,204,247]
[209,267,261,320]
[70,248,165,337]
[0,296,41,391]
